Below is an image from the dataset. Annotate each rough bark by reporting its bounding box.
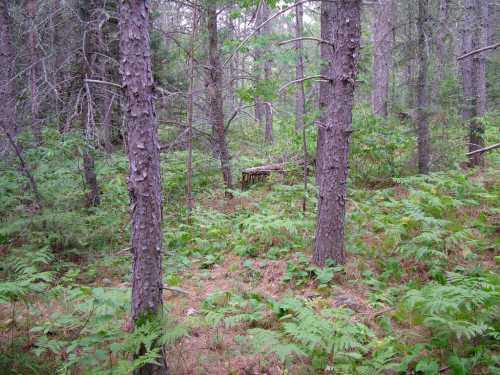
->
[26,0,43,144]
[314,0,361,266]
[416,0,430,174]
[371,0,392,117]
[206,4,233,196]
[315,0,334,187]
[295,2,306,132]
[119,1,167,374]
[0,1,17,137]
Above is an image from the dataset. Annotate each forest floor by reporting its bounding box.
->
[0,150,499,374]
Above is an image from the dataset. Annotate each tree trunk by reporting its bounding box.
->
[316,0,334,187]
[254,1,265,128]
[27,0,43,144]
[0,1,17,137]
[119,1,167,374]
[435,0,450,85]
[80,1,101,207]
[186,8,197,221]
[460,0,483,167]
[371,0,392,117]
[262,2,273,144]
[416,0,430,174]
[474,0,488,116]
[295,2,306,132]
[206,4,233,196]
[314,0,361,267]
[404,1,415,109]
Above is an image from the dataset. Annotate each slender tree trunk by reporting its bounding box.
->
[206,3,233,196]
[186,8,197,221]
[460,0,483,167]
[404,2,415,109]
[0,1,17,137]
[295,2,307,211]
[314,0,361,267]
[254,1,265,128]
[80,2,101,207]
[295,2,306,132]
[475,0,489,116]
[262,2,273,144]
[371,0,392,117]
[1,124,43,208]
[119,1,167,374]
[27,0,42,144]
[435,0,450,85]
[416,0,430,174]
[316,0,333,187]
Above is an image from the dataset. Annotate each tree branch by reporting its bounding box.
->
[278,75,328,93]
[466,143,500,156]
[457,42,500,61]
[278,37,333,46]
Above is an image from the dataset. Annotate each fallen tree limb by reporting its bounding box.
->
[466,143,500,156]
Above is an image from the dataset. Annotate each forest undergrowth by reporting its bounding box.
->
[0,112,499,375]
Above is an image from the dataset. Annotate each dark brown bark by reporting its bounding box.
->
[416,0,430,174]
[0,1,17,136]
[314,0,361,267]
[315,0,333,187]
[26,0,42,144]
[371,0,392,117]
[119,0,167,374]
[295,2,306,132]
[206,3,233,196]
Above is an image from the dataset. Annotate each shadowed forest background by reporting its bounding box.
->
[0,0,499,374]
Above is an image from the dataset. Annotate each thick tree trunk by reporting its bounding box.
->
[206,4,233,196]
[119,1,167,374]
[0,1,17,137]
[295,2,306,132]
[371,0,392,117]
[314,0,361,266]
[416,0,430,174]
[27,0,42,144]
[316,0,334,187]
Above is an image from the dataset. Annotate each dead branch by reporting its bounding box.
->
[466,143,500,156]
[278,75,328,93]
[457,42,500,61]
[278,37,333,46]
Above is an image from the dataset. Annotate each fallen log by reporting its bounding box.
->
[241,160,315,189]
